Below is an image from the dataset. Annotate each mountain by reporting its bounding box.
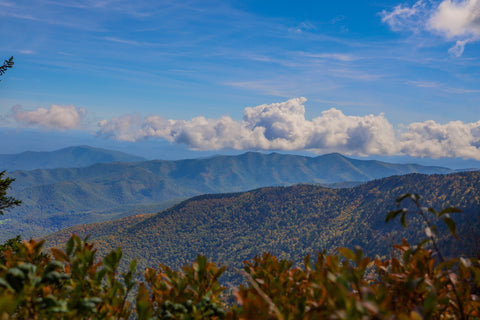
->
[44,171,480,274]
[0,145,146,171]
[3,152,455,241]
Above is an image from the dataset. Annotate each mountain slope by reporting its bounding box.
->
[0,145,145,171]
[44,171,480,273]
[3,152,455,241]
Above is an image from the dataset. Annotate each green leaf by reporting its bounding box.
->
[396,193,413,206]
[423,291,438,317]
[400,212,407,228]
[396,193,421,207]
[386,209,405,223]
[442,216,458,238]
[337,247,355,260]
[438,206,462,217]
[136,283,152,320]
[66,236,74,256]
[0,278,14,291]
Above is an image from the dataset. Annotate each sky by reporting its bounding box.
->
[1,0,480,164]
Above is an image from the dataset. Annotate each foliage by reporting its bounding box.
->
[228,238,480,319]
[1,194,480,318]
[137,255,226,320]
[0,235,136,319]
[0,170,21,215]
[0,56,13,80]
[0,235,22,265]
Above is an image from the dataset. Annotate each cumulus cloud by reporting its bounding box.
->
[400,120,480,159]
[97,114,143,142]
[96,97,480,160]
[13,104,86,130]
[97,97,399,156]
[428,0,480,38]
[381,0,480,56]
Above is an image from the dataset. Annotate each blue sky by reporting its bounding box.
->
[1,0,480,163]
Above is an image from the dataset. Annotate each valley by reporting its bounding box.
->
[43,171,480,275]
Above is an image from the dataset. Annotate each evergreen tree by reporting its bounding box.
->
[0,171,21,215]
[0,56,14,80]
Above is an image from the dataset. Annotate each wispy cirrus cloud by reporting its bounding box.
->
[18,49,35,54]
[102,37,159,47]
[300,52,358,62]
[103,37,143,46]
[407,80,440,88]
[381,0,480,56]
[445,87,480,94]
[380,0,428,32]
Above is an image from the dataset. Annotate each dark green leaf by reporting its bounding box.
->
[438,206,462,217]
[442,216,458,238]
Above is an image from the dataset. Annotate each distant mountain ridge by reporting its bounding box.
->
[44,171,480,274]
[3,151,456,241]
[0,145,146,170]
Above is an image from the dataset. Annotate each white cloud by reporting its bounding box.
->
[428,0,480,38]
[381,0,480,56]
[96,97,480,160]
[97,114,142,142]
[380,0,427,32]
[97,98,399,156]
[12,104,86,130]
[400,120,480,159]
[290,21,317,34]
[448,39,470,56]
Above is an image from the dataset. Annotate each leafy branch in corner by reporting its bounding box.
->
[386,193,467,320]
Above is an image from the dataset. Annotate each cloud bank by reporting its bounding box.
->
[401,120,480,159]
[97,97,480,160]
[381,0,480,56]
[98,97,397,155]
[7,98,480,159]
[12,104,87,130]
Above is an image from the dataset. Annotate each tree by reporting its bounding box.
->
[0,170,21,215]
[0,56,14,80]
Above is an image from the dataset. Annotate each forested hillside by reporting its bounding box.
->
[2,152,454,241]
[44,171,480,273]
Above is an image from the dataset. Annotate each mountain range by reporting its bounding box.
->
[2,149,458,241]
[0,145,146,171]
[43,171,480,278]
